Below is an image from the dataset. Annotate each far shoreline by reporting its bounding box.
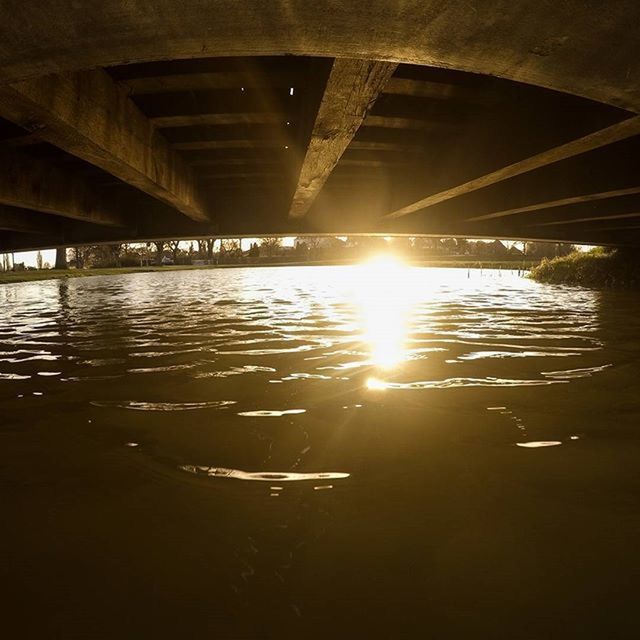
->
[0,258,539,286]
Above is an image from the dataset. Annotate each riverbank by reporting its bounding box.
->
[0,259,538,285]
[530,248,640,288]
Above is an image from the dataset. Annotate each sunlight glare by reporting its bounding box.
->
[366,377,388,391]
[351,254,417,374]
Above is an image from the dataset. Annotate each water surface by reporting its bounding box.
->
[1,265,639,638]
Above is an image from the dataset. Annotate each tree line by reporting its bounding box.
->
[2,236,578,271]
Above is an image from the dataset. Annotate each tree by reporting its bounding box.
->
[197,238,215,262]
[304,236,323,257]
[36,251,43,270]
[440,238,457,254]
[118,243,146,267]
[259,237,282,257]
[206,238,215,261]
[54,247,68,269]
[72,246,90,269]
[168,240,181,263]
[455,238,469,254]
[107,243,123,267]
[524,242,575,259]
[293,240,308,257]
[220,238,240,253]
[153,241,165,265]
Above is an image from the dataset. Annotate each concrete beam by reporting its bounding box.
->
[585,223,640,233]
[0,69,209,222]
[0,150,124,226]
[339,158,407,168]
[190,157,284,167]
[349,140,422,152]
[532,212,640,227]
[197,172,281,180]
[121,71,297,95]
[173,140,287,151]
[467,186,640,222]
[1,3,639,112]
[151,113,285,128]
[0,205,59,234]
[125,73,473,104]
[462,183,640,230]
[0,132,42,148]
[289,59,397,218]
[363,115,453,131]
[382,77,489,105]
[385,115,640,219]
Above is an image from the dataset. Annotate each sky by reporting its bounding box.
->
[12,249,56,268]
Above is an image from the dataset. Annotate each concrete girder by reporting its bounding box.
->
[467,187,640,222]
[0,3,640,247]
[0,69,210,222]
[0,205,60,234]
[0,2,639,112]
[289,59,397,218]
[0,149,125,227]
[385,116,640,219]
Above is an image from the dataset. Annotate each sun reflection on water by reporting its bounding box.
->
[348,254,418,387]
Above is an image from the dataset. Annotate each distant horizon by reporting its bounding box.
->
[5,237,593,269]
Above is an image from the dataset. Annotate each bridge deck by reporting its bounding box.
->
[0,2,639,249]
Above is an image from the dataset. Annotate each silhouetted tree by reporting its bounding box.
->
[107,243,123,267]
[220,238,240,253]
[168,240,181,263]
[153,241,165,265]
[248,242,260,257]
[524,242,575,259]
[54,247,68,269]
[456,238,469,254]
[293,240,308,257]
[70,246,89,269]
[197,238,215,262]
[260,237,282,257]
[305,237,322,257]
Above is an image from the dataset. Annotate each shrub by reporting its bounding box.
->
[529,248,640,288]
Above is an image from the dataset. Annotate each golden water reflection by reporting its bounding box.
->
[348,255,419,386]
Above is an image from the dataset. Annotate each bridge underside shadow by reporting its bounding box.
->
[1,1,640,250]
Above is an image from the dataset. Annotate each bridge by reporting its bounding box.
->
[1,1,639,251]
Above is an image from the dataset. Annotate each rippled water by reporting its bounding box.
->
[2,265,639,638]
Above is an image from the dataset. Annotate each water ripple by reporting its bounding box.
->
[366,376,566,390]
[179,466,349,482]
[91,400,237,411]
[238,409,306,417]
[541,364,612,379]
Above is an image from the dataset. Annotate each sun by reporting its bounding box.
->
[350,253,416,373]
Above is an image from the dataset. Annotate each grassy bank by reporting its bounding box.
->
[530,248,640,288]
[0,259,538,285]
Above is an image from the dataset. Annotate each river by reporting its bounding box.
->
[1,262,639,638]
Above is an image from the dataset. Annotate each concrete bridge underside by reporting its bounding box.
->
[1,1,640,250]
